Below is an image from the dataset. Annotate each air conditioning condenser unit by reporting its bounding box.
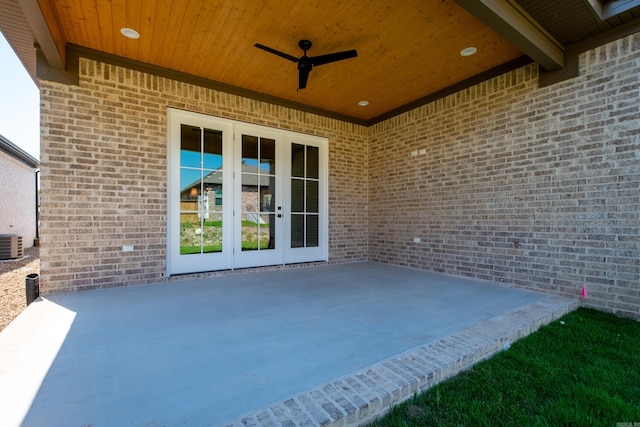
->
[0,234,24,260]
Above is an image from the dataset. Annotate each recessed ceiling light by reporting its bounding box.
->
[460,47,477,57]
[358,101,369,106]
[120,28,140,39]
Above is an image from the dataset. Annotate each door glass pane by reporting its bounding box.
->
[261,184,275,213]
[242,214,271,251]
[179,124,223,255]
[260,138,276,175]
[306,181,318,213]
[203,128,223,170]
[180,212,200,254]
[291,179,304,212]
[307,146,319,179]
[240,188,258,250]
[242,221,259,251]
[260,138,276,214]
[291,143,305,177]
[242,134,276,252]
[202,171,223,204]
[242,174,259,213]
[180,173,200,204]
[180,125,201,168]
[202,212,223,253]
[242,135,258,162]
[264,214,275,249]
[290,142,321,249]
[307,215,319,247]
[291,214,304,248]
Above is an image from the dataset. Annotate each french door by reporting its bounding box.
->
[232,125,283,269]
[167,109,327,275]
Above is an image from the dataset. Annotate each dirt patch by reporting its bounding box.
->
[0,246,39,332]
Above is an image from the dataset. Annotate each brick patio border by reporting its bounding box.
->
[225,295,578,427]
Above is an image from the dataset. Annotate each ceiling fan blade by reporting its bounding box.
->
[254,43,299,62]
[310,49,358,66]
[298,67,310,90]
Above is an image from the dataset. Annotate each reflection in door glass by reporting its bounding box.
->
[290,143,319,248]
[180,125,224,255]
[291,143,305,177]
[241,135,276,251]
[306,181,318,213]
[307,146,319,179]
[307,215,319,247]
[291,214,304,248]
[291,179,304,212]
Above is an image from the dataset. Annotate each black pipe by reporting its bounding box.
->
[35,169,40,241]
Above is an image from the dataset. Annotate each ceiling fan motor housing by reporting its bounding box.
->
[298,59,312,72]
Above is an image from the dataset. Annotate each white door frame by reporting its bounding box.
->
[283,133,329,264]
[232,124,284,269]
[167,108,328,276]
[167,108,234,275]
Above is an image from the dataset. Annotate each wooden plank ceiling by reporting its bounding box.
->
[36,0,523,121]
[3,0,636,123]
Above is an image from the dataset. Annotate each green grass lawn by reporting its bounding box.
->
[370,308,640,427]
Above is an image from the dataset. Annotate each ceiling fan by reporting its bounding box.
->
[254,39,358,91]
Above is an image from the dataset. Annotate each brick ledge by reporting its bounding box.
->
[225,295,579,427]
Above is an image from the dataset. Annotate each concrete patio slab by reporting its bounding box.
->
[0,262,577,426]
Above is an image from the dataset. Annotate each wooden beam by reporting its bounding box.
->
[584,0,605,21]
[454,0,564,71]
[540,16,640,87]
[604,0,640,17]
[36,45,78,85]
[17,0,65,69]
[587,0,640,20]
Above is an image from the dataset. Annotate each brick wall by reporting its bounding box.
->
[40,33,639,319]
[40,59,368,293]
[369,33,640,319]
